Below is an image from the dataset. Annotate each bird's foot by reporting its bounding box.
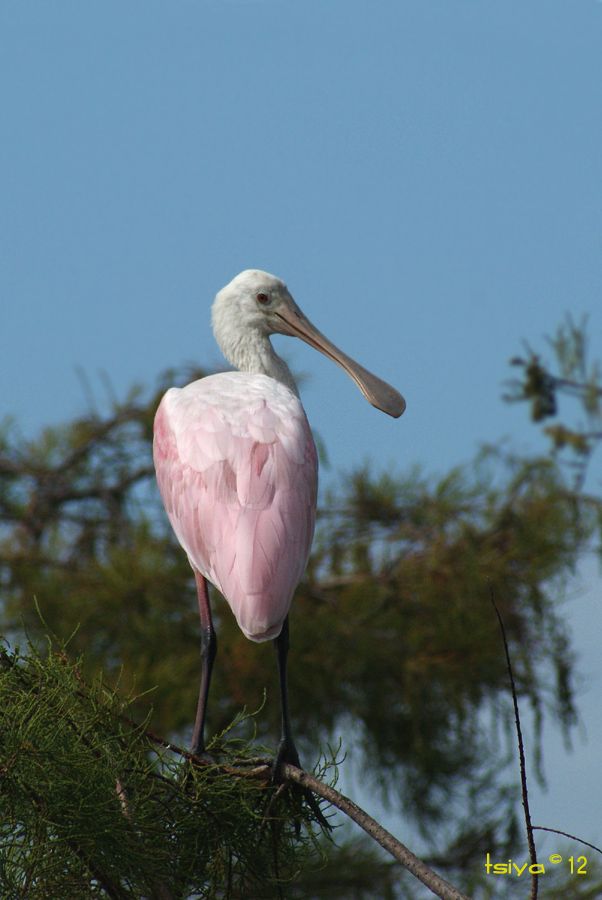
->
[271,736,301,782]
[269,738,332,832]
[188,739,218,769]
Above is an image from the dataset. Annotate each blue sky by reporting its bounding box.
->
[2,0,602,871]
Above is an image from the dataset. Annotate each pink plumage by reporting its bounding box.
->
[153,371,318,641]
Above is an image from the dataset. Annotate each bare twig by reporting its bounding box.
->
[490,589,538,900]
[532,826,602,856]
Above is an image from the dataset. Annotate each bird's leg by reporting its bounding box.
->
[274,616,299,774]
[270,616,331,830]
[273,616,301,773]
[190,572,217,757]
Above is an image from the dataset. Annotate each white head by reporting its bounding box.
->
[212,269,406,418]
[212,269,300,343]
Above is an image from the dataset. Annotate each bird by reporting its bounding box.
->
[153,269,405,774]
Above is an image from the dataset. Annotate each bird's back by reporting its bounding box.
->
[153,372,318,641]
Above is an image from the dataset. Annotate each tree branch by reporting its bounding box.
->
[283,764,470,900]
[130,723,470,899]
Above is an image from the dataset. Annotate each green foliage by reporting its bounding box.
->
[300,448,583,834]
[0,641,328,899]
[508,315,602,498]
[283,833,399,899]
[0,368,206,737]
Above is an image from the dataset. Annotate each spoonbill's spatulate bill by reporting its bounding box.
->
[153,269,405,769]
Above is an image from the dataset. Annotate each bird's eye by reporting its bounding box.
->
[256,292,270,305]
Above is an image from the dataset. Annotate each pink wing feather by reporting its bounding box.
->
[153,372,318,642]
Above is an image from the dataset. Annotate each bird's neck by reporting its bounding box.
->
[221,330,299,396]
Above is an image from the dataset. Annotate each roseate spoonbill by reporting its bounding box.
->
[153,269,405,771]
